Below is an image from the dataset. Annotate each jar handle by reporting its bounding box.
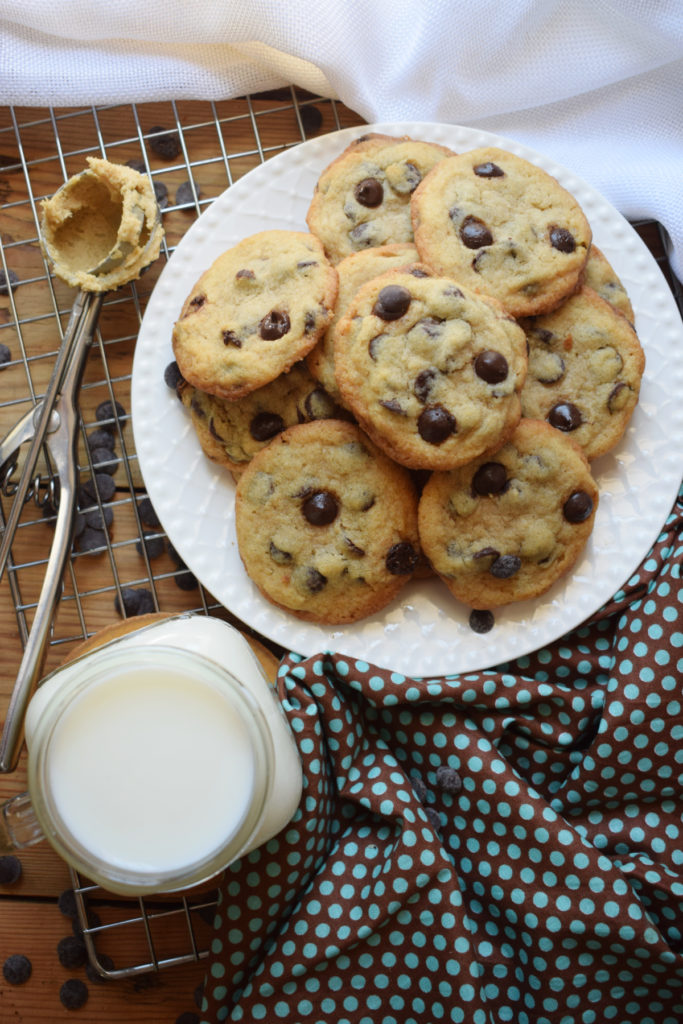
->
[0,792,44,851]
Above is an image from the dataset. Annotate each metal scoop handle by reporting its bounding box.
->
[0,292,103,772]
[0,291,94,581]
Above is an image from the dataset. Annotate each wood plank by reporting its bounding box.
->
[0,902,206,1022]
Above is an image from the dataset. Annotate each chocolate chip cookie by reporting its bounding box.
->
[520,285,645,460]
[306,134,454,265]
[306,242,418,404]
[178,361,344,479]
[583,245,634,322]
[411,146,592,317]
[172,230,338,399]
[333,266,528,470]
[418,418,599,608]
[235,420,420,623]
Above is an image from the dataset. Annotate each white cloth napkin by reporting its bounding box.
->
[2,0,682,280]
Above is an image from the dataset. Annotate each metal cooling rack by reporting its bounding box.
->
[1,95,682,983]
[0,89,365,981]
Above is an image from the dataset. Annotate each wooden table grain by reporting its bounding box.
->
[0,93,364,1024]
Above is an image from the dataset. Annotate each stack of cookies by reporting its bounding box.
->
[170,133,645,627]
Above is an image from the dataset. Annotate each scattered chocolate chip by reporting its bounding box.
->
[563,490,594,523]
[250,411,285,441]
[71,908,101,937]
[473,162,504,178]
[59,978,89,1010]
[77,527,108,553]
[188,294,206,310]
[95,399,126,430]
[472,462,507,496]
[0,855,22,885]
[304,311,316,333]
[305,567,327,593]
[163,360,185,391]
[411,773,428,801]
[125,159,146,174]
[530,328,555,345]
[83,504,113,531]
[174,569,198,591]
[90,447,119,475]
[459,215,493,249]
[259,310,290,340]
[86,953,115,984]
[424,807,442,830]
[302,490,339,526]
[58,889,78,918]
[299,104,323,136]
[80,473,116,503]
[368,334,385,360]
[148,126,181,161]
[435,765,463,793]
[414,368,438,403]
[0,268,19,294]
[304,388,337,420]
[474,349,508,384]
[236,268,255,281]
[469,608,495,633]
[57,935,87,970]
[176,179,200,206]
[136,534,165,560]
[115,586,155,617]
[417,405,456,444]
[607,381,630,413]
[549,226,576,253]
[473,546,500,561]
[269,541,292,565]
[379,398,406,415]
[386,541,418,575]
[348,222,377,246]
[166,542,185,567]
[138,496,160,528]
[409,266,430,277]
[490,554,521,579]
[153,180,168,209]
[87,428,116,452]
[222,329,241,348]
[354,177,384,207]
[548,401,582,432]
[3,954,32,985]
[394,162,422,194]
[416,316,444,338]
[372,285,411,320]
[0,342,11,365]
[344,536,365,557]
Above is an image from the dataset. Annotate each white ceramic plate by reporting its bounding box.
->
[132,122,683,676]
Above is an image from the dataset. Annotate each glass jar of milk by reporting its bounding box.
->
[0,615,302,895]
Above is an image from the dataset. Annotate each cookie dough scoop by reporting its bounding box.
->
[0,159,163,772]
[40,156,163,291]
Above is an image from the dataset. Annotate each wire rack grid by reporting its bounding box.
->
[1,95,682,983]
[0,89,365,981]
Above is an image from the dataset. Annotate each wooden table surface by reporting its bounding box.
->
[1,95,681,1024]
[0,91,364,1024]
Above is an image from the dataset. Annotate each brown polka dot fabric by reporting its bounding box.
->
[201,485,683,1024]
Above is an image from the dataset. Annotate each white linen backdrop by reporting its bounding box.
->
[1,0,682,278]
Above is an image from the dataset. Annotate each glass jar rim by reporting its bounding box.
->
[28,642,274,894]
